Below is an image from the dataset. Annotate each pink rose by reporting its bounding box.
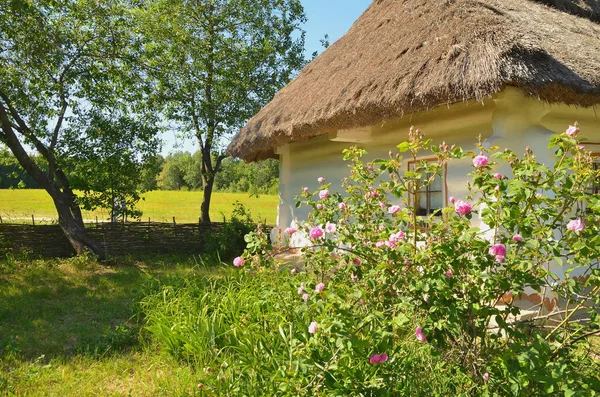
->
[315,283,325,292]
[303,187,309,193]
[233,256,245,267]
[376,241,385,248]
[285,227,297,235]
[483,372,489,381]
[388,205,401,214]
[291,268,297,274]
[454,200,472,215]
[351,273,358,280]
[308,321,318,334]
[353,257,361,266]
[473,155,489,168]
[338,202,346,210]
[319,189,329,199]
[389,231,405,242]
[385,240,396,249]
[449,196,455,204]
[325,221,336,233]
[310,226,324,239]
[567,218,584,232]
[445,269,453,278]
[566,125,578,137]
[495,255,505,263]
[512,234,522,242]
[369,353,388,364]
[302,293,309,301]
[317,177,325,183]
[493,173,502,179]
[379,201,386,209]
[415,326,427,343]
[297,285,304,295]
[579,145,585,150]
[316,203,323,210]
[489,243,507,257]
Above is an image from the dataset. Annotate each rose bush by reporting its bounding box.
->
[143,125,600,396]
[237,125,600,395]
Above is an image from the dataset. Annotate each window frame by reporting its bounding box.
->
[588,153,600,195]
[406,157,448,216]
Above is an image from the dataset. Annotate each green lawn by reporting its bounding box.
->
[0,255,229,396]
[0,189,279,225]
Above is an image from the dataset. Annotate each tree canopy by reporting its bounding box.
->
[139,0,306,222]
[0,0,159,256]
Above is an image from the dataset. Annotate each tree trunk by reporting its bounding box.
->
[200,175,214,224]
[0,103,104,259]
[52,192,104,259]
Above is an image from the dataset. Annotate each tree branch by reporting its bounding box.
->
[0,102,55,192]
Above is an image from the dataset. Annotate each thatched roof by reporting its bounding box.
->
[228,0,600,161]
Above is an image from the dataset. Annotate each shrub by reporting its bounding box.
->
[202,201,258,262]
[144,125,600,395]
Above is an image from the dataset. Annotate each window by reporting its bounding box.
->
[408,159,446,216]
[586,155,600,195]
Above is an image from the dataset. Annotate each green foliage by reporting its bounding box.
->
[0,255,226,396]
[145,125,600,395]
[0,145,42,188]
[0,0,160,252]
[141,268,466,396]
[203,202,258,261]
[137,0,306,221]
[214,157,279,194]
[63,112,160,220]
[157,152,201,191]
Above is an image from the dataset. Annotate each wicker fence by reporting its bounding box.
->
[0,221,231,257]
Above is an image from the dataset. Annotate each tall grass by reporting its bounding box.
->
[140,269,474,396]
[0,254,227,396]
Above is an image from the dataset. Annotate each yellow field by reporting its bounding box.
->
[0,189,279,225]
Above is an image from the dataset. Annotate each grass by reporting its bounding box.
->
[0,189,279,225]
[0,255,232,396]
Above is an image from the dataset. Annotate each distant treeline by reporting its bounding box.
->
[0,147,278,195]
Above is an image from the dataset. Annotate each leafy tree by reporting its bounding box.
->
[215,157,279,194]
[0,0,155,257]
[0,145,41,188]
[157,152,192,190]
[138,154,165,192]
[63,112,160,222]
[139,0,306,222]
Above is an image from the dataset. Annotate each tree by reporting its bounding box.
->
[139,0,306,222]
[157,152,191,190]
[63,112,160,221]
[138,154,165,192]
[0,0,154,257]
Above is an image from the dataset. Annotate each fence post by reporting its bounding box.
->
[0,215,2,224]
[172,216,176,226]
[96,216,98,227]
[32,215,35,225]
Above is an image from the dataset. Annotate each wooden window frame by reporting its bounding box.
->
[407,157,448,216]
[589,153,600,195]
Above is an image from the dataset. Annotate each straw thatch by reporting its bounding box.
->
[228,0,600,161]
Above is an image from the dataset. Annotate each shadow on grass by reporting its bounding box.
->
[0,254,223,361]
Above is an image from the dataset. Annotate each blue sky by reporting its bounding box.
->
[163,0,372,155]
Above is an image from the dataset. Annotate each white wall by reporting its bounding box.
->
[274,88,600,291]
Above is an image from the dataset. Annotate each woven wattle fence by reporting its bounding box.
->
[0,222,230,257]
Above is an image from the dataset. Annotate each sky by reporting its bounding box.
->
[162,0,372,156]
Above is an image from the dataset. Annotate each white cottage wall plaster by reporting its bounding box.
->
[271,87,600,310]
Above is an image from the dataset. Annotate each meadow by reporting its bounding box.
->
[0,255,226,396]
[0,189,279,225]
